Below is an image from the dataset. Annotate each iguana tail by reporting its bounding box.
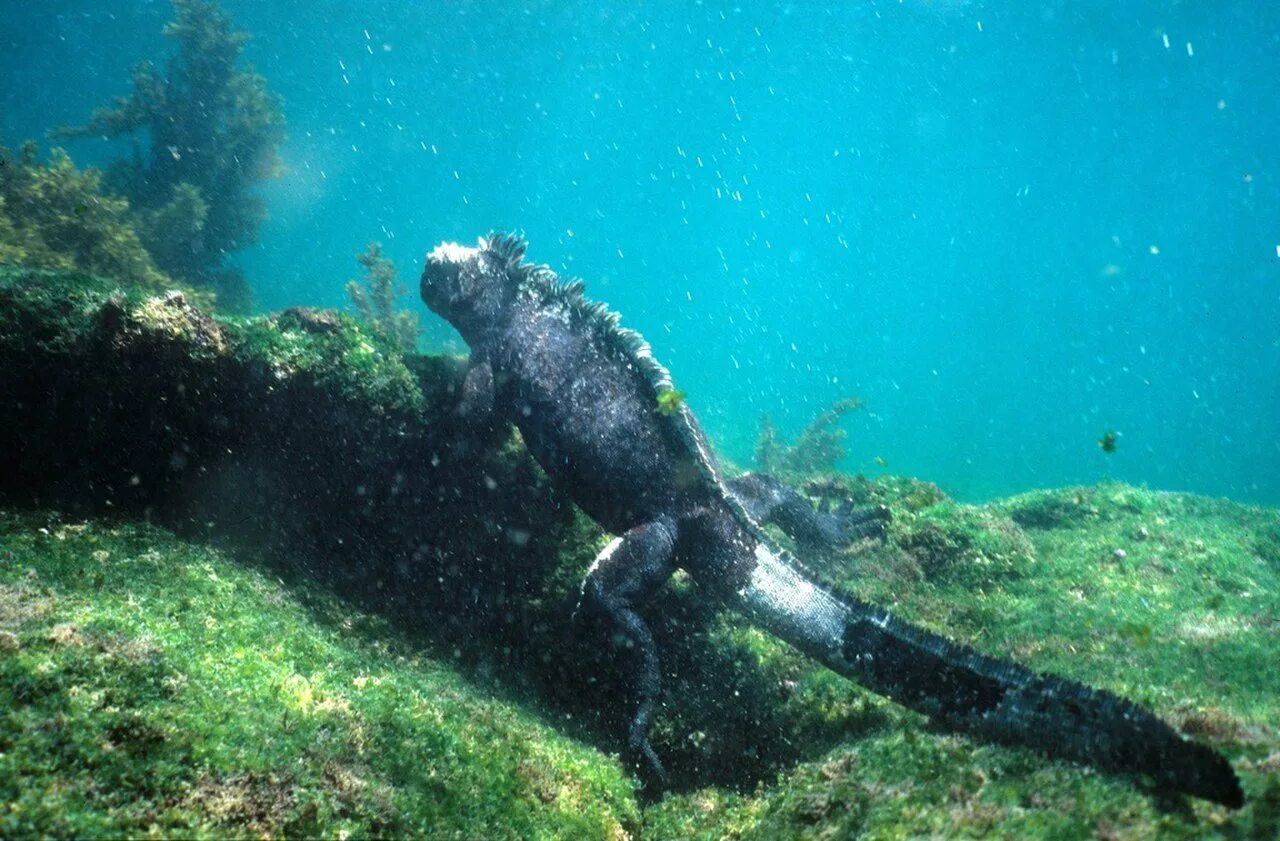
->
[738,545,1245,808]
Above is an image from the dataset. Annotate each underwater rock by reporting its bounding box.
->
[0,266,556,648]
[0,509,637,838]
[889,502,1035,586]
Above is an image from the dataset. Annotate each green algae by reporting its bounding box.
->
[0,510,637,839]
[0,145,191,301]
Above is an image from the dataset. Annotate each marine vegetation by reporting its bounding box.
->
[756,397,865,477]
[655,387,687,416]
[53,0,284,312]
[1,265,1277,837]
[345,242,421,353]
[0,510,637,839]
[418,234,1241,808]
[0,142,186,298]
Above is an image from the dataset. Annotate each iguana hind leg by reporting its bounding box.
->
[728,472,889,553]
[575,515,678,787]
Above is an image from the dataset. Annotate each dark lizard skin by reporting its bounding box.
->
[420,233,1243,808]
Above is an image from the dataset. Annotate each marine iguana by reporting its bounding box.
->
[420,233,1244,808]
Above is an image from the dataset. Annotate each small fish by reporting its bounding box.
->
[874,456,889,467]
[1098,430,1119,454]
[655,388,686,416]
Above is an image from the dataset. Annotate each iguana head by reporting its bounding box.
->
[421,235,522,339]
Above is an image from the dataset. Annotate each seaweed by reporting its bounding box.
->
[345,242,420,354]
[53,0,284,310]
[0,143,194,300]
[755,397,865,477]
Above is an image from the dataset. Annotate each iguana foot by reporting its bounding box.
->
[820,497,892,545]
[728,473,890,553]
[575,517,678,790]
[629,725,669,794]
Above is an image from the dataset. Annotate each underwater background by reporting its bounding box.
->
[3,3,1280,838]
[5,0,1278,505]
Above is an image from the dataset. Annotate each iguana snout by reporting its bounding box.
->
[421,241,478,310]
[421,238,515,338]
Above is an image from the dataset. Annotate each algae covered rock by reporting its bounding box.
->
[775,473,1036,589]
[0,509,637,838]
[889,501,1035,586]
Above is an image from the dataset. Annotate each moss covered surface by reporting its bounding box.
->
[2,268,1278,837]
[3,488,1277,838]
[0,510,636,838]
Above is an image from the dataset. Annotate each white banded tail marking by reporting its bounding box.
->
[740,543,848,658]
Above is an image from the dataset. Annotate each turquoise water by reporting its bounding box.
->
[4,1,1278,504]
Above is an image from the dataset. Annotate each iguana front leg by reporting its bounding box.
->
[729,472,889,553]
[457,358,496,420]
[575,515,678,788]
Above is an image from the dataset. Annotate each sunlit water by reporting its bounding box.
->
[4,1,1277,504]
